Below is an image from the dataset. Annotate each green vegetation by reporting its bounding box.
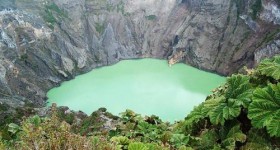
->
[42,9,56,29]
[145,15,157,21]
[0,103,36,143]
[88,0,129,16]
[251,0,263,20]
[1,56,280,149]
[257,56,280,80]
[116,1,130,16]
[95,22,105,34]
[19,53,28,61]
[42,2,68,30]
[45,3,68,18]
[117,1,125,14]
[106,3,115,12]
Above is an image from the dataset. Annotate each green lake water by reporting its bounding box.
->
[47,59,225,122]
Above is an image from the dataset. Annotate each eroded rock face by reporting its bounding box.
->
[261,1,280,25]
[255,38,280,63]
[0,0,279,108]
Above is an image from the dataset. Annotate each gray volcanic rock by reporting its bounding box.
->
[261,1,280,25]
[255,39,280,63]
[0,0,279,108]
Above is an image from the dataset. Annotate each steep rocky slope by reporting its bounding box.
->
[0,0,280,109]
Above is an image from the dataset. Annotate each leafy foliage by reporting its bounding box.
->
[186,74,252,126]
[170,134,190,148]
[8,123,21,134]
[111,136,130,149]
[249,83,280,137]
[240,130,272,150]
[128,142,148,150]
[220,124,246,149]
[196,129,218,149]
[184,104,206,126]
[257,56,280,80]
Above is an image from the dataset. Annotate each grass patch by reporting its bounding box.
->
[145,15,157,20]
[95,22,105,34]
[106,3,115,12]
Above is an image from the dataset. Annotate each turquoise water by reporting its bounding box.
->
[47,59,225,122]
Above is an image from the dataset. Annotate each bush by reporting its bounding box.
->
[251,0,262,20]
